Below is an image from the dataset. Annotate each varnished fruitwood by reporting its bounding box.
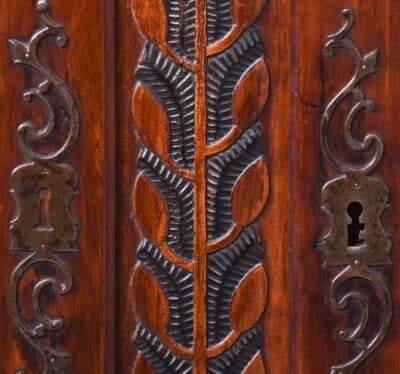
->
[232,158,270,226]
[5,0,400,373]
[129,0,273,372]
[230,265,268,333]
[291,1,400,373]
[0,0,110,371]
[115,0,290,373]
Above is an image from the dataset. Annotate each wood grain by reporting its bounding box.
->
[0,0,109,371]
[4,1,400,373]
[119,0,286,373]
[290,1,400,373]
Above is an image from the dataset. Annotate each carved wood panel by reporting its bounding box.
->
[3,0,400,373]
[130,0,270,372]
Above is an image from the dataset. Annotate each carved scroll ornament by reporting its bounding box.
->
[130,0,270,372]
[8,0,80,372]
[319,9,392,374]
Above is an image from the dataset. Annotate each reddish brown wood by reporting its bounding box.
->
[232,158,270,226]
[291,1,400,373]
[103,0,117,371]
[3,0,400,373]
[133,174,169,245]
[0,0,110,372]
[131,265,169,333]
[232,59,270,131]
[131,85,170,163]
[128,0,273,372]
[115,0,290,372]
[230,265,268,333]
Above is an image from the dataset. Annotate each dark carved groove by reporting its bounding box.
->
[137,42,195,170]
[206,124,265,240]
[139,148,194,260]
[138,240,194,348]
[135,326,193,373]
[207,227,263,346]
[131,0,269,372]
[206,0,232,45]
[166,0,196,60]
[207,328,262,373]
[206,28,264,144]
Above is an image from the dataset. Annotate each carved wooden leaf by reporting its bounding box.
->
[230,265,268,334]
[243,352,266,374]
[233,59,269,129]
[131,0,168,45]
[132,84,169,161]
[232,158,269,226]
[131,265,169,334]
[132,353,155,374]
[231,0,266,29]
[133,173,169,245]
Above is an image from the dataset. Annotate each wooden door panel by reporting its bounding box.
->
[115,0,290,372]
[291,1,400,372]
[0,0,111,372]
[0,0,399,373]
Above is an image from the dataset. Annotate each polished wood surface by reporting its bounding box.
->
[291,1,400,372]
[0,0,109,371]
[1,0,400,373]
[114,0,290,372]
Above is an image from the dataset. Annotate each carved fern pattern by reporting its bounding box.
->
[131,0,269,372]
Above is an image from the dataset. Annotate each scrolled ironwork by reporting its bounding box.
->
[8,0,80,372]
[319,8,392,373]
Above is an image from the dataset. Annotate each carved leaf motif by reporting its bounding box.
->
[233,59,269,129]
[230,265,267,334]
[232,158,269,226]
[131,265,169,334]
[133,173,169,245]
[231,0,266,29]
[243,352,266,374]
[132,84,169,161]
[130,0,168,45]
[131,0,268,370]
[132,353,155,374]
[208,328,263,372]
[135,326,192,372]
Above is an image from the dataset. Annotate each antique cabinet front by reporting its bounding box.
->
[0,0,398,373]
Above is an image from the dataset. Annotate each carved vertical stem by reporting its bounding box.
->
[131,0,270,372]
[193,0,208,371]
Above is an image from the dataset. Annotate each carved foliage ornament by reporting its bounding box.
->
[8,0,80,372]
[130,0,269,372]
[319,9,392,374]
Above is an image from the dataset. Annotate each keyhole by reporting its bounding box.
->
[35,188,53,231]
[347,201,365,246]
